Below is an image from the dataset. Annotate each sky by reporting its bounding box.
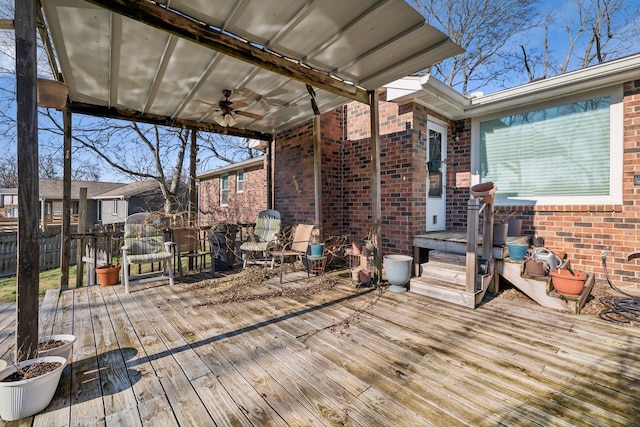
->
[1,0,639,183]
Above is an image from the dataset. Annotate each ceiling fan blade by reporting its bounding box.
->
[230,100,249,109]
[236,110,263,120]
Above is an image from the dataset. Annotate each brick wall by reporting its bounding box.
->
[198,162,267,225]
[272,80,640,292]
[487,81,640,291]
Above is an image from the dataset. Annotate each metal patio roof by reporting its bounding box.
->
[39,0,463,138]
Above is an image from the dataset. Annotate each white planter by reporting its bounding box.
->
[38,334,76,361]
[384,254,413,293]
[0,356,67,421]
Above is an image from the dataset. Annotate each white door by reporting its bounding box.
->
[426,121,447,231]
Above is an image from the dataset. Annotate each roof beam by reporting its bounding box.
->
[67,102,273,141]
[83,0,371,105]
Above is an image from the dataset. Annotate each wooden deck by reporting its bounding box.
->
[1,269,639,426]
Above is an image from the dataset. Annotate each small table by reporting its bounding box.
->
[306,256,327,277]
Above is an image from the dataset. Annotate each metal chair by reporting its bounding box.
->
[240,214,281,267]
[172,227,213,279]
[270,224,315,283]
[121,212,174,293]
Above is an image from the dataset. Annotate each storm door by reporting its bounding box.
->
[426,121,447,231]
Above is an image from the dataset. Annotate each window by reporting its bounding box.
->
[237,171,244,193]
[220,174,229,206]
[112,200,118,215]
[475,89,622,205]
[97,200,102,222]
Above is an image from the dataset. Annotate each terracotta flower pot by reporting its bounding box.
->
[550,269,587,296]
[96,265,121,287]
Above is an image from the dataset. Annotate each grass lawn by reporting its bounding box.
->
[0,266,78,303]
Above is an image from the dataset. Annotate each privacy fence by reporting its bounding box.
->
[0,231,79,278]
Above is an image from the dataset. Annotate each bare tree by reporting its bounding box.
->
[0,154,17,187]
[411,0,539,94]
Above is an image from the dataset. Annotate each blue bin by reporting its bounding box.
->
[310,243,324,257]
[507,243,528,261]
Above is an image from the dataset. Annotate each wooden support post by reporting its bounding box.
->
[313,116,323,238]
[60,108,72,290]
[15,0,39,361]
[75,188,88,287]
[466,198,479,293]
[482,200,494,262]
[189,128,197,226]
[369,90,382,283]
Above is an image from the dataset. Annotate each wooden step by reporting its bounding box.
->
[409,275,475,308]
[498,261,595,313]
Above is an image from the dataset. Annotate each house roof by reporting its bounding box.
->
[39,179,123,200]
[39,0,463,138]
[385,52,640,120]
[92,180,160,200]
[198,156,265,180]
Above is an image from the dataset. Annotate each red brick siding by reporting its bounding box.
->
[489,81,640,292]
[198,162,267,225]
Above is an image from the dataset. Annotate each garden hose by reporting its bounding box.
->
[599,251,640,325]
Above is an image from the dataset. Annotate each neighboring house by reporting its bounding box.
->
[269,53,640,292]
[198,156,267,226]
[93,180,166,225]
[39,179,123,230]
[0,188,18,218]
[2,179,166,230]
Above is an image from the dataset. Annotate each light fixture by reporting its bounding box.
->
[214,111,236,127]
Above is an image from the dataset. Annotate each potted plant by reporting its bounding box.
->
[38,334,76,361]
[96,251,121,287]
[0,355,67,421]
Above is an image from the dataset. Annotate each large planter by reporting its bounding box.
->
[0,356,67,421]
[384,254,413,293]
[551,269,587,296]
[96,265,121,287]
[38,334,76,361]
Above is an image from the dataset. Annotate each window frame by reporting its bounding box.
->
[471,86,623,206]
[220,174,229,206]
[237,170,244,193]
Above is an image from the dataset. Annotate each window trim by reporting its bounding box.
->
[471,86,623,206]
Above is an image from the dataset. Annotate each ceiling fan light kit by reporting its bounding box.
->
[214,112,236,127]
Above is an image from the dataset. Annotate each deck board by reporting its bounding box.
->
[0,270,639,426]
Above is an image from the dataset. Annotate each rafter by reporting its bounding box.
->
[67,102,273,141]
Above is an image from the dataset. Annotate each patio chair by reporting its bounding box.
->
[172,227,213,280]
[121,212,174,293]
[270,223,315,283]
[240,213,281,267]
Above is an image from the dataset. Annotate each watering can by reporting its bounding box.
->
[532,247,563,270]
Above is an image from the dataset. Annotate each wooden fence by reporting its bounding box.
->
[0,231,78,278]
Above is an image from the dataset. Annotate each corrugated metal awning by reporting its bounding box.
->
[40,0,463,137]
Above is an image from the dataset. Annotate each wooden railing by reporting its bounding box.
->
[44,213,80,229]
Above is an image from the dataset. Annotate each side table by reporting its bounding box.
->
[306,256,327,277]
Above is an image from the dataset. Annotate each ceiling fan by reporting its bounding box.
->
[198,89,263,127]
